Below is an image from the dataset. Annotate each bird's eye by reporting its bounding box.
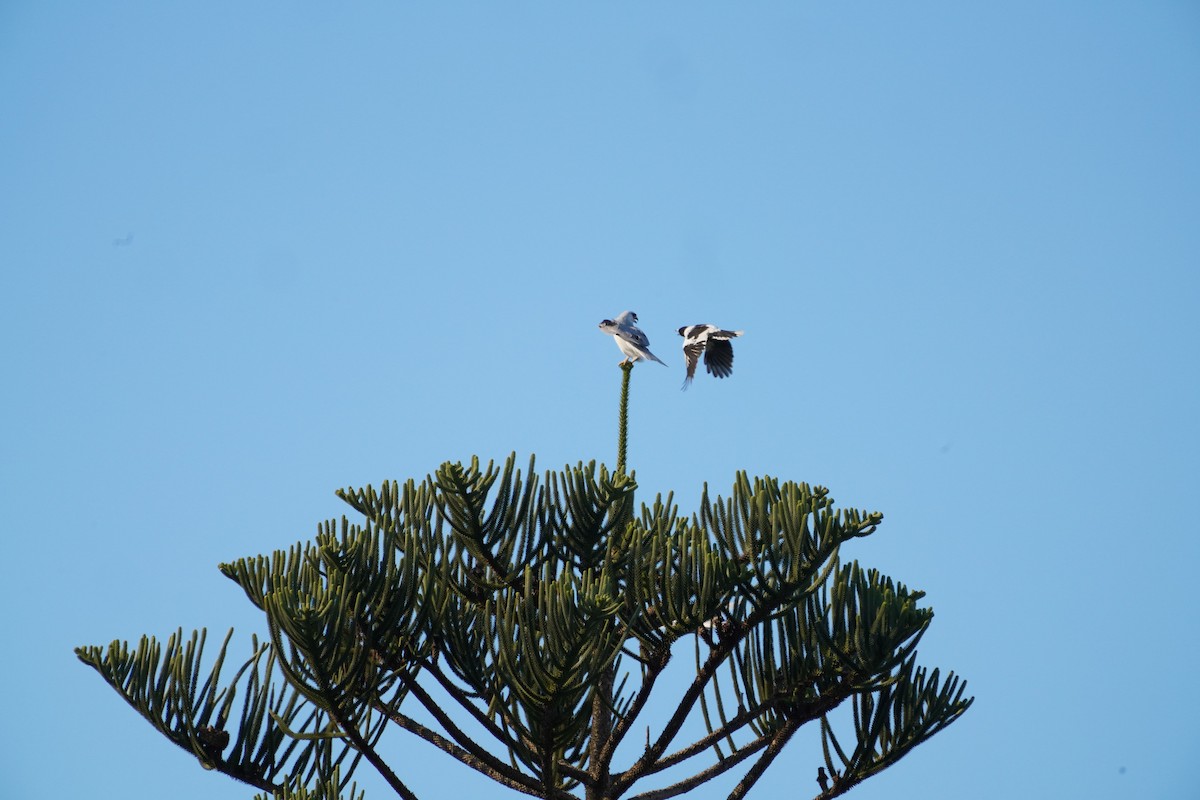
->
[600,320,612,326]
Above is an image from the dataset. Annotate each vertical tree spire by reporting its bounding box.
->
[616,361,633,476]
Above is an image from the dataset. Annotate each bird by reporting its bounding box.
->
[598,311,668,366]
[677,324,743,389]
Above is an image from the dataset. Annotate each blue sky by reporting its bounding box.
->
[2,3,1198,799]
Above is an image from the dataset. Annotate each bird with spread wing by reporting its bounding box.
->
[677,324,743,389]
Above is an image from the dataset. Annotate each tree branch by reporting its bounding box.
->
[610,645,727,793]
[202,758,281,796]
[646,705,770,775]
[322,698,417,800]
[726,720,801,800]
[587,666,616,800]
[404,665,595,793]
[598,649,668,771]
[384,708,574,800]
[611,583,817,795]
[420,657,533,761]
[624,734,770,800]
[401,668,544,781]
[611,609,772,796]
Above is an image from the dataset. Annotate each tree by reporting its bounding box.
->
[77,362,972,800]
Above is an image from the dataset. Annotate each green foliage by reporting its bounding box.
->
[77,455,970,800]
[75,629,372,795]
[77,368,971,800]
[255,768,366,800]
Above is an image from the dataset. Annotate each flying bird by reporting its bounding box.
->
[678,324,743,389]
[598,311,668,366]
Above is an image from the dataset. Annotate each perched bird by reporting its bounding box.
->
[598,311,668,366]
[677,324,744,389]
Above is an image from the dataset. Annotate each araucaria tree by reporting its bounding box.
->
[78,362,972,800]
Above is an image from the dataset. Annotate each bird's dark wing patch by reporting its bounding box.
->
[682,340,705,388]
[703,339,734,378]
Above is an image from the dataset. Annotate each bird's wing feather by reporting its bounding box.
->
[682,340,705,384]
[621,325,651,348]
[703,339,735,378]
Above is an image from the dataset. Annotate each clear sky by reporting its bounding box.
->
[2,3,1198,799]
